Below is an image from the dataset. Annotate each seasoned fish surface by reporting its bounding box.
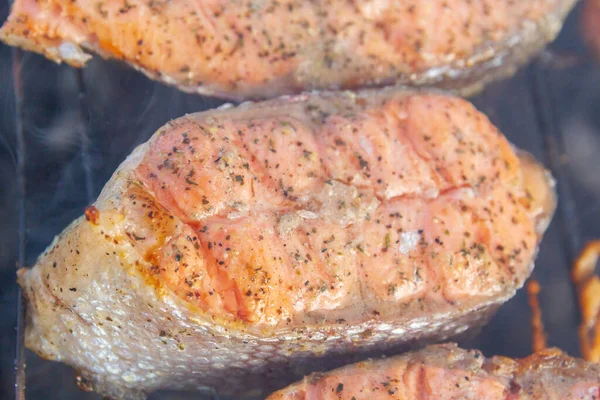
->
[267,343,600,400]
[0,0,577,99]
[19,90,555,399]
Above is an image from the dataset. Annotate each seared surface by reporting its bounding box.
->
[0,0,577,99]
[267,343,600,400]
[18,89,555,399]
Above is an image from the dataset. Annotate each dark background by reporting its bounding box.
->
[1,2,599,399]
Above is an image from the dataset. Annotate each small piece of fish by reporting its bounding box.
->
[0,0,577,99]
[267,343,600,400]
[572,240,600,362]
[18,89,555,399]
[582,0,600,61]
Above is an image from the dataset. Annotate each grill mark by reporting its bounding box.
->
[135,164,195,225]
[230,126,298,206]
[386,103,450,190]
[416,365,429,400]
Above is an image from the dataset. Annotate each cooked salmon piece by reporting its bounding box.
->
[18,89,555,399]
[583,0,600,61]
[0,0,577,99]
[267,343,600,400]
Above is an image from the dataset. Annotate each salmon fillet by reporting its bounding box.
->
[267,343,600,400]
[582,0,600,61]
[18,89,555,399]
[0,0,577,99]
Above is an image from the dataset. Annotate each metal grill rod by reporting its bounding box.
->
[12,47,27,400]
[76,70,95,204]
[12,65,97,400]
[529,62,582,261]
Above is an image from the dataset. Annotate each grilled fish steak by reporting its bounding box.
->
[0,0,577,99]
[19,89,555,399]
[267,343,600,400]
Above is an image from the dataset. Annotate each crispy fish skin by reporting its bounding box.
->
[0,0,577,99]
[267,343,600,400]
[18,89,555,399]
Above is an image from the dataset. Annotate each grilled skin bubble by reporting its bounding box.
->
[267,343,600,400]
[18,89,555,399]
[0,0,577,99]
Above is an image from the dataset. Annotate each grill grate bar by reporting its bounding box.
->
[12,47,27,400]
[529,63,582,262]
[76,70,95,204]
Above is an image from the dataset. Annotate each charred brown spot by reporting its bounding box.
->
[84,206,99,225]
[75,375,93,392]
